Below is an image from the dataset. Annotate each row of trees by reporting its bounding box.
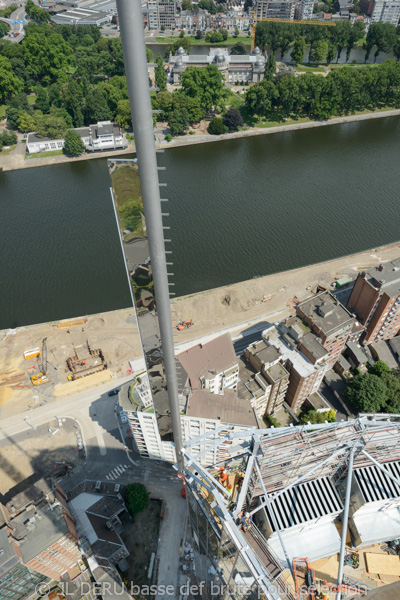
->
[245,59,400,122]
[347,361,400,413]
[255,20,400,63]
[25,0,51,23]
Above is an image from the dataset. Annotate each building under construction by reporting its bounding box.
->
[67,342,107,380]
[182,415,400,600]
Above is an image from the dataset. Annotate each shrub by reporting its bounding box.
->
[264,414,280,428]
[125,483,148,517]
[207,117,226,135]
[165,133,172,142]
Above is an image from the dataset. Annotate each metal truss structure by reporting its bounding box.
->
[182,415,400,600]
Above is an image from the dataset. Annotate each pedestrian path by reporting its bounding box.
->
[105,464,129,480]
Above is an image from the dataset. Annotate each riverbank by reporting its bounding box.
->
[2,107,400,172]
[172,240,400,345]
[3,240,400,416]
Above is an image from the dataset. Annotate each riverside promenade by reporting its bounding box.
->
[1,107,400,172]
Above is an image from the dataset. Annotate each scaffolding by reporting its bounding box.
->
[182,415,400,600]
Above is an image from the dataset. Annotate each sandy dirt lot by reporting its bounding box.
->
[0,308,141,418]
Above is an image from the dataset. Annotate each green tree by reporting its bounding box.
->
[125,483,149,517]
[180,29,185,39]
[264,414,280,428]
[245,80,275,123]
[291,36,306,65]
[63,129,85,156]
[208,117,225,134]
[115,99,132,130]
[168,108,189,135]
[309,40,329,64]
[373,360,390,377]
[0,130,17,146]
[146,47,153,63]
[0,22,9,38]
[230,42,247,55]
[264,53,276,81]
[182,0,192,9]
[381,371,400,413]
[17,112,36,133]
[154,91,174,120]
[0,55,24,103]
[299,407,336,424]
[155,54,167,93]
[234,27,239,38]
[35,114,68,140]
[84,88,112,124]
[180,65,224,111]
[346,373,388,413]
[223,108,244,131]
[34,88,50,114]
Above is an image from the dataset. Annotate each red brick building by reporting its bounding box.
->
[347,261,400,344]
[296,292,354,368]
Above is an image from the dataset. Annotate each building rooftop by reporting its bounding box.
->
[0,527,19,579]
[87,496,125,520]
[186,389,257,427]
[237,357,270,402]
[177,333,237,387]
[370,340,399,370]
[262,325,317,379]
[388,336,400,362]
[346,341,369,365]
[266,361,289,382]
[299,332,328,362]
[5,478,54,515]
[297,291,354,338]
[365,258,400,297]
[11,502,69,564]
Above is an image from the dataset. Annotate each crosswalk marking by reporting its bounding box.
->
[105,464,128,481]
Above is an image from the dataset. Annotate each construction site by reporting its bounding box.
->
[183,415,400,600]
[0,308,142,418]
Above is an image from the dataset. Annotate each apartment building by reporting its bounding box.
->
[244,340,289,415]
[143,0,177,30]
[177,334,239,394]
[347,260,400,344]
[264,322,329,412]
[296,291,354,367]
[369,0,400,24]
[295,0,314,19]
[255,0,297,20]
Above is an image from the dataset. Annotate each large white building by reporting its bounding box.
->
[26,122,127,154]
[369,0,400,24]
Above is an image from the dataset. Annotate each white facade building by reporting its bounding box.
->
[295,0,314,20]
[26,122,127,154]
[370,0,400,24]
[122,388,257,466]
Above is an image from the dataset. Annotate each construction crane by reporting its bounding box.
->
[251,11,336,51]
[31,338,49,386]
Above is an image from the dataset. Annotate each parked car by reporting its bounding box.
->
[108,389,120,397]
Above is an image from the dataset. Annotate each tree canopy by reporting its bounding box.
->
[125,483,148,517]
[63,129,85,156]
[180,65,224,111]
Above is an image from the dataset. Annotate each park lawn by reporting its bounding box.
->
[1,144,17,155]
[27,94,36,105]
[26,149,64,159]
[224,91,245,110]
[296,65,325,73]
[0,104,6,118]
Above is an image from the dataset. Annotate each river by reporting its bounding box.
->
[1,116,400,329]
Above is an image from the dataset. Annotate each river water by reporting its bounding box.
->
[1,117,400,328]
